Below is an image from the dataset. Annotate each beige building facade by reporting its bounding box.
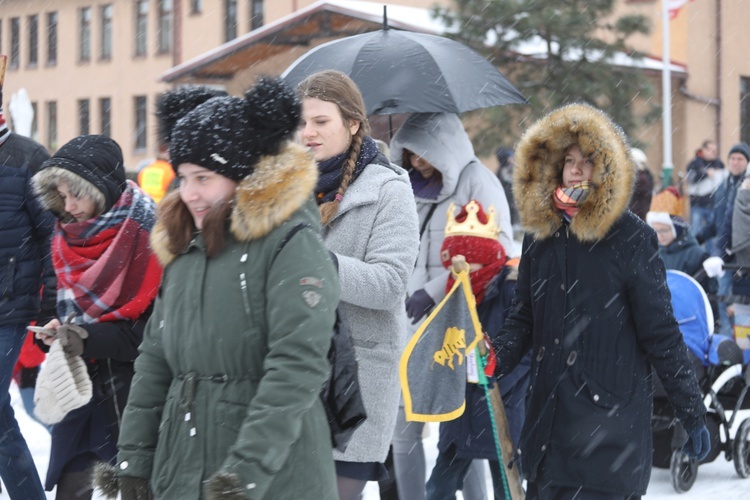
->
[1,0,749,179]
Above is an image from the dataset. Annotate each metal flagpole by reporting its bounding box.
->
[661,0,674,187]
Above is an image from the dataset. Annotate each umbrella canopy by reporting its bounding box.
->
[282,29,526,115]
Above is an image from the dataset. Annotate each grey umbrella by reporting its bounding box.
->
[282,28,527,115]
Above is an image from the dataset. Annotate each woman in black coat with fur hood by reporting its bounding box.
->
[494,104,708,499]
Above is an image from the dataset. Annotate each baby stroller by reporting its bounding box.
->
[651,270,750,492]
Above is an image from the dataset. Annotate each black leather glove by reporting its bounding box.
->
[205,472,246,500]
[55,323,89,357]
[405,289,435,324]
[683,423,711,461]
[119,476,154,500]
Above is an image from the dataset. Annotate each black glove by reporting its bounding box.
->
[119,476,154,500]
[205,472,246,500]
[405,289,435,324]
[683,423,711,461]
[55,323,89,357]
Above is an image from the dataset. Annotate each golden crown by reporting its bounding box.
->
[444,200,500,240]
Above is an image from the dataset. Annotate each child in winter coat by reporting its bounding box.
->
[425,200,529,500]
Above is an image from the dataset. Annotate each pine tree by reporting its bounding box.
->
[434,0,657,154]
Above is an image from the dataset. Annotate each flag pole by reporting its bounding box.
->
[661,0,674,187]
[451,256,525,500]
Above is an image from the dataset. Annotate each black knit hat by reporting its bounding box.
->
[168,77,300,182]
[728,143,750,163]
[156,85,228,146]
[40,135,126,211]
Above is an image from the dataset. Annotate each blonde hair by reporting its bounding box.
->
[298,70,370,225]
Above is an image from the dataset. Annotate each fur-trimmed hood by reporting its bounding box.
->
[150,142,318,266]
[33,167,107,222]
[513,104,635,242]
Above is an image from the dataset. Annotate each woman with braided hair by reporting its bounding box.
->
[298,70,420,500]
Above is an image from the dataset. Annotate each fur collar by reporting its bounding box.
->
[150,142,318,266]
[513,104,635,242]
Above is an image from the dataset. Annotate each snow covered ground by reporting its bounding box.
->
[3,382,749,499]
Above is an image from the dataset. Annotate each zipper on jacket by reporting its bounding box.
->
[2,256,16,296]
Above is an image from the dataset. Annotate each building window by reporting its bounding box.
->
[78,99,90,135]
[191,0,203,14]
[135,1,148,56]
[31,102,39,142]
[741,77,750,146]
[250,0,264,31]
[47,12,58,65]
[101,5,113,60]
[10,18,20,69]
[79,7,92,62]
[134,96,147,150]
[157,0,173,54]
[47,101,57,151]
[28,15,39,66]
[100,97,112,137]
[225,0,238,42]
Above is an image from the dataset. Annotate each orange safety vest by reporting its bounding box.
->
[138,159,174,203]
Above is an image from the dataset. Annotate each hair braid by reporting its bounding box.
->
[320,128,365,225]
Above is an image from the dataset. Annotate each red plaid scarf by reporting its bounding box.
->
[53,181,162,324]
[553,181,591,218]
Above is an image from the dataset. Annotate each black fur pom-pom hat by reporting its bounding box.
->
[168,77,301,182]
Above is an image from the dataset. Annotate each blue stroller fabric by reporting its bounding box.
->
[667,270,715,366]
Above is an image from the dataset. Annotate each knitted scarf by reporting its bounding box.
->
[409,168,443,200]
[0,100,9,147]
[315,135,383,204]
[553,181,591,218]
[53,181,162,325]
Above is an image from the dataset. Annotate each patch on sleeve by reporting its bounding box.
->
[300,277,323,288]
[301,290,322,308]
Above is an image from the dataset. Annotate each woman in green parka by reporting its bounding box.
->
[103,78,340,499]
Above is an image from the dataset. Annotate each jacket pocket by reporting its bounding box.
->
[152,397,179,495]
[580,368,634,410]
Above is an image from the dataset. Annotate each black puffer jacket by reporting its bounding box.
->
[0,133,55,326]
[498,104,706,496]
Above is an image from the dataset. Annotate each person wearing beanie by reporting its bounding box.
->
[696,142,750,336]
[386,110,512,500]
[297,70,419,500]
[494,104,708,498]
[423,200,530,500]
[31,134,162,499]
[0,53,54,499]
[110,77,339,500]
[138,86,230,204]
[647,210,713,282]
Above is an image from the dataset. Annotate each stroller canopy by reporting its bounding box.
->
[667,270,715,366]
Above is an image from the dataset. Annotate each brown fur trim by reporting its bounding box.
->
[230,142,318,241]
[32,167,106,221]
[512,104,635,242]
[92,462,120,499]
[204,472,246,500]
[150,143,318,265]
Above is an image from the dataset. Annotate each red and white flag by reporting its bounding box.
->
[668,0,694,20]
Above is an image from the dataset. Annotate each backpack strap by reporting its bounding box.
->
[271,222,312,267]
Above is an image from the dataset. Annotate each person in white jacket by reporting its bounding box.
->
[388,112,513,500]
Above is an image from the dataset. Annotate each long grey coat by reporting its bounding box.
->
[323,161,419,463]
[389,113,512,329]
